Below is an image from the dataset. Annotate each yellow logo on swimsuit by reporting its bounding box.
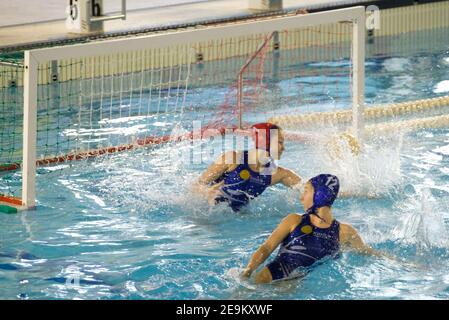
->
[301,225,313,234]
[239,169,251,180]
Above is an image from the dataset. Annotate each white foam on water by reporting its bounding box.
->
[434,80,449,94]
[392,186,449,249]
[305,131,405,198]
[383,57,412,72]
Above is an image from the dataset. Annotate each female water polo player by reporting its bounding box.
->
[241,174,384,283]
[194,123,302,212]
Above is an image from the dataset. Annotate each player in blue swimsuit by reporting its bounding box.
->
[194,123,302,212]
[242,173,384,283]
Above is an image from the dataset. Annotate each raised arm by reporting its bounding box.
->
[271,166,302,188]
[242,213,301,278]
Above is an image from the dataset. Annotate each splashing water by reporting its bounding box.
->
[3,36,449,299]
[289,129,405,198]
[393,186,449,250]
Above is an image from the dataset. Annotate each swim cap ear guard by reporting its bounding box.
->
[306,174,340,216]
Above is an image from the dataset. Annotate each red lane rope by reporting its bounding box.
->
[0,195,22,206]
[0,125,248,173]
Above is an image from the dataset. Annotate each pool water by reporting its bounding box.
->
[1,29,449,300]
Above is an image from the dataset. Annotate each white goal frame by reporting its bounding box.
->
[19,6,365,210]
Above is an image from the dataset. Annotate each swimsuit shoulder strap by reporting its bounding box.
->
[301,213,311,225]
[331,219,341,233]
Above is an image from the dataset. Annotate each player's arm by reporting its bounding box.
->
[192,151,235,202]
[271,166,302,188]
[340,224,390,258]
[197,152,233,185]
[242,214,301,277]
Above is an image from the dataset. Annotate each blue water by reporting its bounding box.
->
[1,29,449,300]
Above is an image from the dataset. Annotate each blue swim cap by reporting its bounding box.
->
[306,174,340,215]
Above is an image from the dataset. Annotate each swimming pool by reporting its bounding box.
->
[1,27,449,300]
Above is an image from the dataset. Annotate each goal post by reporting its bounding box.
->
[22,51,38,210]
[3,6,366,211]
[352,11,365,141]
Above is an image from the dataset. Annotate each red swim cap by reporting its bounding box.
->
[251,122,280,153]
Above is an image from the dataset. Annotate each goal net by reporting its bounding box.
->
[0,6,366,210]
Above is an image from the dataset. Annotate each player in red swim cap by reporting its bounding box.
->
[194,122,302,212]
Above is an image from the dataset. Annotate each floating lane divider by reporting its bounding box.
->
[0,163,20,172]
[0,195,20,214]
[363,113,449,135]
[269,95,449,128]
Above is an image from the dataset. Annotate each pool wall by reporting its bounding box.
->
[1,0,449,89]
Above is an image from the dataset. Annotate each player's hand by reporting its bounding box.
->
[240,267,253,278]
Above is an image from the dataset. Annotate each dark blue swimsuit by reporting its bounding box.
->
[213,151,275,212]
[267,213,340,281]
